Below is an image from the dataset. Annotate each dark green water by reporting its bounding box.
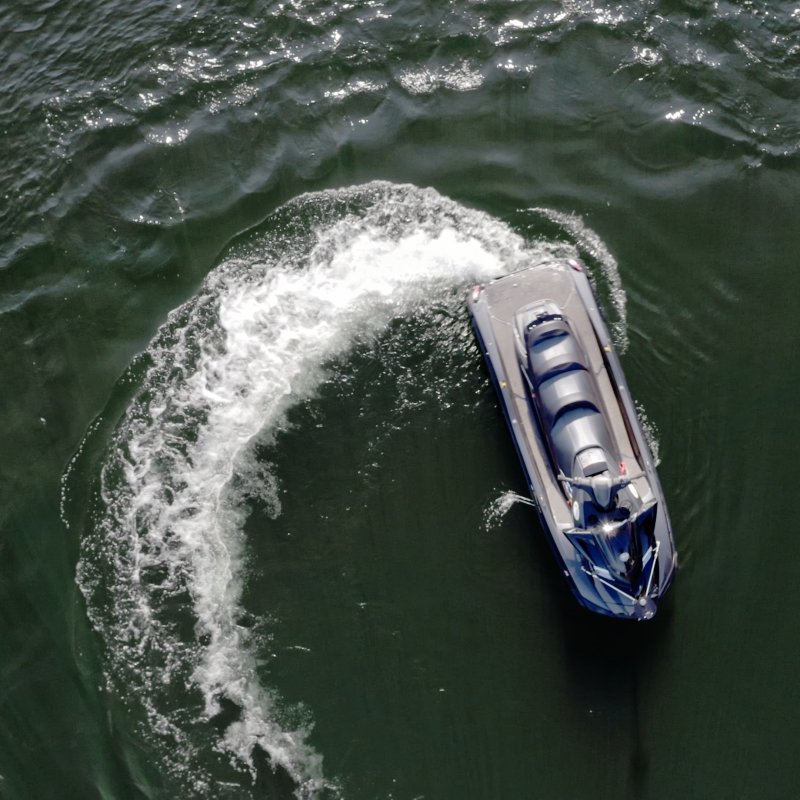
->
[2,1,800,798]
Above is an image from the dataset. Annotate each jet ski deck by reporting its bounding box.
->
[469,260,676,620]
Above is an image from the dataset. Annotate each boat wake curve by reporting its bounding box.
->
[66,182,541,796]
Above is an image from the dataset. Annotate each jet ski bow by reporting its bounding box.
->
[468,260,677,620]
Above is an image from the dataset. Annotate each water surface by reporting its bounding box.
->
[2,1,800,798]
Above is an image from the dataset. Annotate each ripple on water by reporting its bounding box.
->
[5,0,798,270]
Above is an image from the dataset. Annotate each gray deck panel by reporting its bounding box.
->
[482,264,647,527]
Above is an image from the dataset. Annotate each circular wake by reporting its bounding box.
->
[69,182,549,795]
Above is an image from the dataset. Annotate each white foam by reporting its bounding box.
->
[76,182,534,795]
[635,400,662,468]
[482,489,538,532]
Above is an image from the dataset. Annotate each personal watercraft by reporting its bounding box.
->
[468,260,676,620]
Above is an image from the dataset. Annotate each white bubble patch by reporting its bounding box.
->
[73,182,536,796]
[482,489,538,532]
[635,399,662,468]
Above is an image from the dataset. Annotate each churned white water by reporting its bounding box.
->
[482,490,538,532]
[74,183,550,795]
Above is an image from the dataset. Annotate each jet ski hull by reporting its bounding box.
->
[468,261,676,620]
